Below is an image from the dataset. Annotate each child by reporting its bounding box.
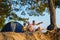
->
[22,23,28,32]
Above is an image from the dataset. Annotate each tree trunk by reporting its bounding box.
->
[48,0,57,40]
[48,0,57,30]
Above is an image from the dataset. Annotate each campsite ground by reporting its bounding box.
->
[0,31,60,40]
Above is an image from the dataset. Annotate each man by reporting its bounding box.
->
[32,20,43,31]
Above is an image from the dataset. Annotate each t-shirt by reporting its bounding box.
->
[23,26,27,31]
[27,25,33,31]
[32,24,40,31]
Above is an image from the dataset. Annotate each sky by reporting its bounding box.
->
[7,8,60,28]
[56,8,60,28]
[11,7,60,28]
[6,0,60,32]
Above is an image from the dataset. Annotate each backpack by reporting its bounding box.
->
[47,25,54,30]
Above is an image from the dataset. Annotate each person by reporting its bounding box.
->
[22,23,28,32]
[27,22,34,32]
[32,20,43,31]
[1,22,23,32]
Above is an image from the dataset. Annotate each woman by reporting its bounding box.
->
[27,22,34,32]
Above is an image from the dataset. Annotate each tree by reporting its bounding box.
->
[21,0,60,30]
[0,0,60,29]
[0,0,28,28]
[28,0,60,30]
[48,0,57,30]
[0,0,11,28]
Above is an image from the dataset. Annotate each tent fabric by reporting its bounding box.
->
[1,22,23,32]
[14,22,23,32]
[1,22,12,32]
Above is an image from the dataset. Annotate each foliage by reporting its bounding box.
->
[0,0,28,28]
[0,0,11,28]
[0,0,60,28]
